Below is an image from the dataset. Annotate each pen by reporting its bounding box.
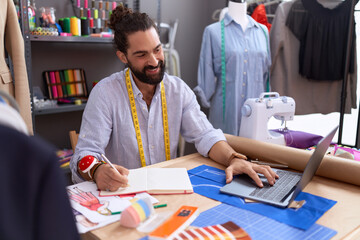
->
[154,203,167,209]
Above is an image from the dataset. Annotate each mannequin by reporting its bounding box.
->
[194,0,270,136]
[228,0,249,31]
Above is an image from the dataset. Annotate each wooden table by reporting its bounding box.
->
[83,153,360,240]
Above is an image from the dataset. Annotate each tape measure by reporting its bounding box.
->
[125,69,170,167]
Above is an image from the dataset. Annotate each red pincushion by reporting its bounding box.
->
[79,155,98,173]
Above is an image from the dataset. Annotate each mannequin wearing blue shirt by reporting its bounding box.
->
[194,0,271,136]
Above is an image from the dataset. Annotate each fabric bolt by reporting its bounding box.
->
[70,68,225,183]
[194,13,271,136]
[286,0,357,81]
[270,0,357,115]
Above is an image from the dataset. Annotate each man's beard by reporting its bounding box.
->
[127,59,166,85]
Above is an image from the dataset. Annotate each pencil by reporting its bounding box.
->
[101,153,130,187]
[111,211,122,215]
[101,153,118,172]
[154,204,167,209]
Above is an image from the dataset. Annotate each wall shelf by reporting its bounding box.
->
[34,103,86,115]
[30,35,113,43]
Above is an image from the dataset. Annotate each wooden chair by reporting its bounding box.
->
[69,130,79,153]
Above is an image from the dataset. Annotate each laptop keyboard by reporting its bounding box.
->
[249,170,302,202]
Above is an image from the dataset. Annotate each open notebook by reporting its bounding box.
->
[99,168,193,196]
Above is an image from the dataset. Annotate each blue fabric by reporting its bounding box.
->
[194,13,271,135]
[191,204,337,240]
[70,68,226,183]
[188,165,337,230]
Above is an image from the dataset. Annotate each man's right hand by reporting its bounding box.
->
[94,164,129,192]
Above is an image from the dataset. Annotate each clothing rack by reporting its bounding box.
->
[338,0,357,146]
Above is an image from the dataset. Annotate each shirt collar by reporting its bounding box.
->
[127,68,162,98]
[223,13,259,29]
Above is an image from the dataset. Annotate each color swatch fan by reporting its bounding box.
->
[174,221,251,240]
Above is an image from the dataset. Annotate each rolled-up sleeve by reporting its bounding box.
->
[180,85,225,157]
[193,27,217,109]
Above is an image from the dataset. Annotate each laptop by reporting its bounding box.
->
[220,126,338,208]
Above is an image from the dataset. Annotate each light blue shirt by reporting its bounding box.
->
[70,68,225,183]
[194,14,271,136]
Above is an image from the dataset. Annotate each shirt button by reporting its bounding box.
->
[151,145,155,149]
[243,83,246,86]
[243,72,247,75]
[149,125,153,128]
[245,49,248,52]
[241,94,245,98]
[244,60,247,63]
[142,106,146,110]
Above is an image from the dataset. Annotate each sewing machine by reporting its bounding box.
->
[239,92,295,145]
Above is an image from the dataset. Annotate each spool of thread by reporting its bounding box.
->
[105,1,109,11]
[89,17,94,28]
[93,9,98,19]
[96,18,101,29]
[60,32,72,36]
[112,1,116,10]
[84,0,88,8]
[80,7,84,18]
[81,17,90,36]
[120,198,154,228]
[76,0,80,8]
[99,0,103,10]
[74,99,82,105]
[91,0,95,9]
[77,18,81,36]
[87,8,91,18]
[58,18,64,32]
[101,10,105,20]
[70,16,79,36]
[63,17,71,33]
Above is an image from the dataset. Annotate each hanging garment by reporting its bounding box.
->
[0,0,33,134]
[270,0,357,115]
[194,14,271,135]
[286,0,357,81]
[251,4,272,32]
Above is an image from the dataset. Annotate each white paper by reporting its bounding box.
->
[67,181,131,233]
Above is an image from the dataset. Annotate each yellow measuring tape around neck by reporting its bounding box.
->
[125,69,170,167]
